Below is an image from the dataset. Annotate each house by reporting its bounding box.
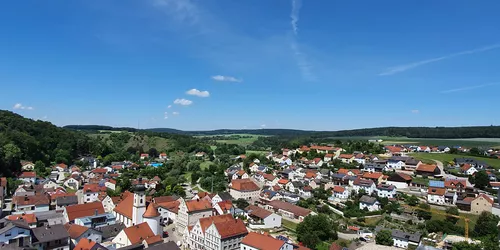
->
[438,146,451,153]
[375,227,422,249]
[229,179,260,202]
[427,188,446,205]
[65,223,103,245]
[40,179,59,189]
[387,173,412,189]
[277,178,289,188]
[55,195,79,210]
[353,178,376,195]
[64,202,105,223]
[64,176,81,190]
[233,170,249,180]
[415,164,440,177]
[417,146,431,153]
[31,224,70,250]
[461,164,478,176]
[74,212,116,229]
[385,145,405,156]
[185,214,248,250]
[281,192,300,204]
[104,179,116,190]
[89,168,108,180]
[260,189,283,203]
[361,172,384,184]
[73,238,108,250]
[0,220,32,247]
[82,184,107,203]
[471,194,493,214]
[324,154,334,162]
[249,163,260,173]
[159,153,168,159]
[354,154,366,165]
[140,153,149,160]
[240,232,293,250]
[359,195,380,212]
[21,161,35,171]
[263,174,278,186]
[245,205,281,229]
[490,182,500,190]
[337,168,359,176]
[214,200,233,215]
[211,192,233,207]
[287,181,305,193]
[6,213,38,228]
[195,152,207,158]
[112,222,162,248]
[386,156,408,170]
[266,200,312,222]
[311,145,334,154]
[376,184,397,198]
[176,198,213,235]
[299,186,313,198]
[18,172,36,184]
[338,154,355,164]
[330,186,349,201]
[444,179,467,193]
[12,194,50,214]
[156,200,180,224]
[312,158,323,167]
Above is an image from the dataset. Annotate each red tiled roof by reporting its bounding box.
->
[107,179,117,185]
[65,223,89,239]
[114,193,134,219]
[198,214,248,239]
[313,158,322,164]
[74,238,97,250]
[7,213,37,224]
[123,222,156,245]
[330,243,343,250]
[362,172,383,180]
[272,185,281,191]
[144,235,162,245]
[49,193,76,202]
[333,186,345,193]
[143,203,160,218]
[460,164,472,172]
[325,154,334,158]
[278,179,289,185]
[385,146,402,153]
[185,199,212,212]
[337,169,349,175]
[268,200,311,217]
[305,172,317,179]
[392,173,412,181]
[302,186,312,191]
[217,200,233,213]
[241,232,285,250]
[237,170,247,176]
[66,202,105,221]
[311,145,334,151]
[339,154,353,159]
[263,174,276,181]
[56,163,68,169]
[91,168,107,174]
[156,200,180,213]
[231,179,259,192]
[427,187,446,196]
[474,194,493,205]
[445,179,466,189]
[19,172,36,178]
[112,165,123,170]
[416,164,438,173]
[83,184,107,193]
[13,194,49,206]
[154,195,177,204]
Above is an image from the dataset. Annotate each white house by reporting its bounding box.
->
[41,179,60,189]
[461,164,478,176]
[175,198,213,235]
[359,195,380,212]
[18,172,36,184]
[64,177,81,190]
[330,186,349,201]
[376,184,397,198]
[229,179,260,202]
[104,179,116,190]
[245,205,282,230]
[82,184,106,204]
[159,153,168,159]
[112,222,162,248]
[21,161,35,171]
[427,188,446,205]
[353,179,376,195]
[12,195,50,214]
[417,146,431,153]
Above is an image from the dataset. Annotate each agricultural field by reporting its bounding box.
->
[197,134,264,146]
[410,152,500,169]
[329,136,500,148]
[246,150,268,156]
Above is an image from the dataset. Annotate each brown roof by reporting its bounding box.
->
[83,184,107,193]
[385,146,402,153]
[311,146,334,151]
[460,163,472,172]
[241,232,285,250]
[91,168,107,174]
[231,179,259,192]
[19,172,36,178]
[427,187,446,196]
[263,174,276,181]
[13,194,49,206]
[339,154,354,159]
[333,186,345,193]
[217,200,233,213]
[362,172,383,180]
[268,200,311,217]
[74,238,98,250]
[153,195,177,203]
[197,214,248,239]
[114,192,134,219]
[185,199,212,212]
[237,170,247,176]
[416,164,438,173]
[7,213,37,224]
[143,203,160,218]
[445,179,466,189]
[144,235,163,245]
[392,173,412,181]
[278,179,289,185]
[246,205,272,219]
[123,222,156,245]
[65,223,89,239]
[474,194,493,205]
[156,200,180,213]
[66,202,105,221]
[305,172,317,179]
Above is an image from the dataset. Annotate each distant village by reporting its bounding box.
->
[1,142,500,250]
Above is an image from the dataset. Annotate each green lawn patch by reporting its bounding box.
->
[246,150,267,155]
[282,219,298,231]
[410,152,500,169]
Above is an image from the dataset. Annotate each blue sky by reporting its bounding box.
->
[1,0,500,130]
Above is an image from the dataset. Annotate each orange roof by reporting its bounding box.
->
[445,179,466,188]
[490,182,500,187]
[325,154,334,158]
[231,179,259,192]
[330,243,343,250]
[83,184,107,193]
[362,172,383,180]
[217,200,233,213]
[278,179,289,185]
[461,164,472,172]
[237,170,247,176]
[339,154,354,159]
[154,195,177,204]
[112,165,123,170]
[416,164,438,173]
[74,238,97,250]
[241,232,285,250]
[56,163,68,169]
[143,203,160,218]
[263,173,276,181]
[65,223,89,239]
[337,168,349,174]
[156,200,180,213]
[123,222,156,245]
[185,199,212,212]
[66,202,105,221]
[19,171,36,178]
[7,213,37,224]
[333,186,345,193]
[144,235,163,245]
[427,187,446,196]
[311,145,334,151]
[91,168,107,174]
[305,172,317,179]
[385,146,402,153]
[272,185,281,191]
[474,194,493,205]
[114,193,134,219]
[198,214,248,239]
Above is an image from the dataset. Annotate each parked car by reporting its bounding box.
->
[163,231,169,238]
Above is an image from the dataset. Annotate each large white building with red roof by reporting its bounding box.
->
[176,198,214,235]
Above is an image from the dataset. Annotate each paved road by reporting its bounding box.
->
[338,232,360,241]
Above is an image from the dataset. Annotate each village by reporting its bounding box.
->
[1,142,500,250]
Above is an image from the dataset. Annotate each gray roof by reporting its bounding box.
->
[148,241,180,250]
[359,195,377,204]
[217,192,233,201]
[291,181,304,188]
[0,221,30,235]
[96,223,125,239]
[32,224,69,243]
[55,195,78,206]
[391,229,421,243]
[35,210,65,221]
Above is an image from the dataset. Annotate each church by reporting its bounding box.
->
[113,178,162,235]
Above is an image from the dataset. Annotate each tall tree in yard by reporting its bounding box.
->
[472,171,489,190]
[296,214,338,248]
[376,230,394,246]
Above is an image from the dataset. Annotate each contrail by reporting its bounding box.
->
[441,82,500,93]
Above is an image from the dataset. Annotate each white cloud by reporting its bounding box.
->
[173,98,193,106]
[172,111,180,115]
[411,110,420,114]
[164,112,169,119]
[260,124,266,128]
[441,82,500,94]
[379,44,500,76]
[186,88,210,97]
[289,0,316,81]
[291,0,302,35]
[13,103,34,110]
[167,105,172,109]
[211,75,242,82]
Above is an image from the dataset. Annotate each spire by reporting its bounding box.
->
[143,203,160,218]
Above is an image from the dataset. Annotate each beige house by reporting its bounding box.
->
[229,179,260,202]
[471,194,493,214]
[176,198,213,235]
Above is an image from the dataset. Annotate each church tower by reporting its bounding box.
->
[132,177,147,225]
[143,203,161,235]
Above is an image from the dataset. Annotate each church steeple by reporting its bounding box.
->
[132,177,147,225]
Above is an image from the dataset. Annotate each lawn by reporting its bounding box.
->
[430,208,480,229]
[197,134,264,146]
[282,219,298,231]
[410,152,500,169]
[246,150,268,156]
[329,136,500,148]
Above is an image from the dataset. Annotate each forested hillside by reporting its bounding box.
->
[0,111,93,176]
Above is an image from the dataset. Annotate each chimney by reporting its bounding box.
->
[95,209,98,216]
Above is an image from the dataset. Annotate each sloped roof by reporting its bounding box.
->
[32,224,69,243]
[474,194,493,205]
[66,202,105,221]
[65,223,90,239]
[143,203,160,218]
[333,186,345,193]
[185,199,212,212]
[211,216,248,239]
[113,192,134,219]
[231,179,259,192]
[416,164,438,173]
[427,187,446,196]
[19,172,36,178]
[246,205,272,219]
[7,213,37,224]
[123,222,156,245]
[268,200,311,217]
[241,232,285,250]
[13,194,49,206]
